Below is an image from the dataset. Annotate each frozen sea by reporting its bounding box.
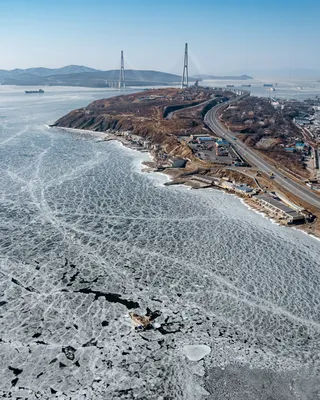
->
[1,86,320,399]
[205,78,320,101]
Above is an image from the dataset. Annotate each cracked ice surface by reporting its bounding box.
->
[1,88,320,399]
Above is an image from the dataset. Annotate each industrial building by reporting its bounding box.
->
[234,184,253,194]
[197,137,214,144]
[295,142,306,151]
[191,175,220,185]
[216,139,230,147]
[171,159,187,168]
[220,181,235,190]
[189,134,212,141]
[294,118,311,126]
[255,195,305,224]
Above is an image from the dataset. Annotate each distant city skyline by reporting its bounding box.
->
[0,0,319,77]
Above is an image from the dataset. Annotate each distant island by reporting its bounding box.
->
[0,65,253,88]
[192,74,253,80]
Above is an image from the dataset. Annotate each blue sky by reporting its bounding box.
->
[0,0,319,75]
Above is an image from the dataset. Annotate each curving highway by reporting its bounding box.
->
[204,98,320,210]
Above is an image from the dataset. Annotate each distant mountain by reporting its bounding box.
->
[0,66,190,87]
[0,65,100,78]
[192,74,253,80]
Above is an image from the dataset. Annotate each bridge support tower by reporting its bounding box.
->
[119,50,125,89]
[181,43,188,89]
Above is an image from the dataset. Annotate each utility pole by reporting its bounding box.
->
[181,43,188,89]
[119,50,125,89]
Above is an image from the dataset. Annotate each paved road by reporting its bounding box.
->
[166,94,218,120]
[204,99,320,210]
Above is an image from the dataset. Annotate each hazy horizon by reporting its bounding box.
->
[1,65,320,81]
[1,0,320,77]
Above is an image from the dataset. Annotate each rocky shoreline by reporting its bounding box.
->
[49,86,320,238]
[52,125,319,239]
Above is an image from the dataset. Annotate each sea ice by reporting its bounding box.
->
[183,345,211,361]
[2,88,320,399]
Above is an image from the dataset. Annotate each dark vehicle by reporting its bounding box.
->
[25,89,44,94]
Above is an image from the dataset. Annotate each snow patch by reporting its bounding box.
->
[183,345,211,361]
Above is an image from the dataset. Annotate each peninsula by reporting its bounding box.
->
[52,87,320,237]
[52,87,231,159]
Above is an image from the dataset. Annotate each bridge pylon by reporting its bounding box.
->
[119,50,125,90]
[181,43,188,89]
